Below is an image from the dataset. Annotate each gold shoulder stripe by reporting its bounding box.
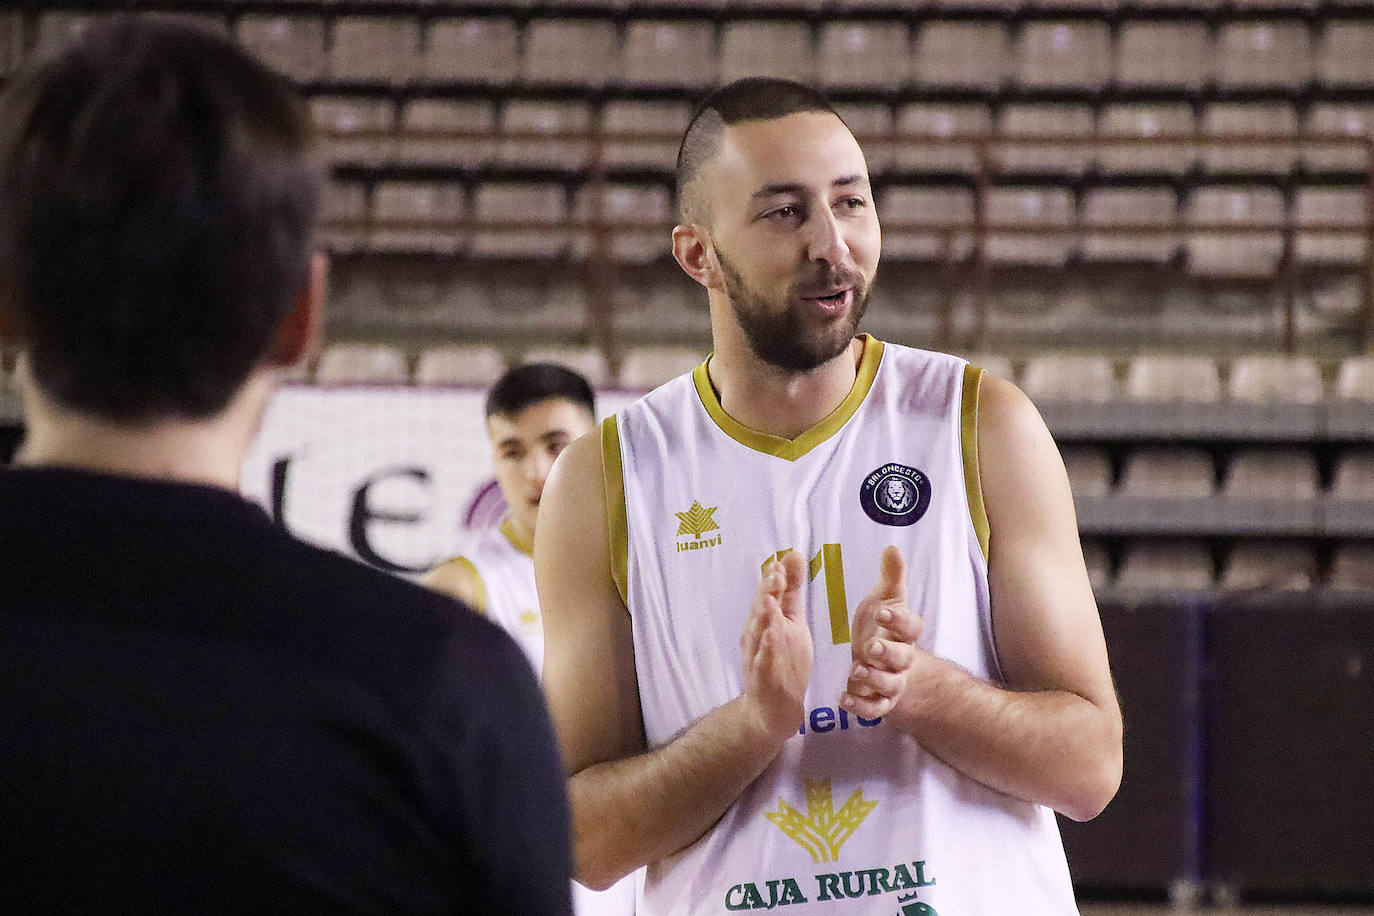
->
[601,415,630,606]
[452,556,488,615]
[691,335,885,461]
[499,518,534,557]
[961,364,990,564]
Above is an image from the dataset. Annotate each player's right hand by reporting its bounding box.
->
[741,551,813,742]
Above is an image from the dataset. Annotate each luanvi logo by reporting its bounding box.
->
[674,500,722,553]
[765,778,877,863]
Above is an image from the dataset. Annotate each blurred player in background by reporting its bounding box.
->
[425,362,638,915]
[537,77,1122,914]
[0,18,571,912]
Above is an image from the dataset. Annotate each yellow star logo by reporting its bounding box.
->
[674,501,720,539]
[765,778,877,863]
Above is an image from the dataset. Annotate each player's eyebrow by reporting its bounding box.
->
[751,175,868,199]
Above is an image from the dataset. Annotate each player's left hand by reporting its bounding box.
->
[841,545,923,719]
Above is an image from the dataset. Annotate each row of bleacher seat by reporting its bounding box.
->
[309,96,1374,179]
[323,178,1369,272]
[1085,540,1374,591]
[9,12,1374,94]
[306,339,1374,398]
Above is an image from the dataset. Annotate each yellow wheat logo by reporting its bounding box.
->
[765,778,878,863]
[674,501,720,539]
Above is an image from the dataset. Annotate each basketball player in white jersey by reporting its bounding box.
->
[424,363,639,915]
[536,79,1123,915]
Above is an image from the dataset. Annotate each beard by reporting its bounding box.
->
[717,249,871,373]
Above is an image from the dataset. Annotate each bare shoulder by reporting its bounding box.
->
[422,556,485,612]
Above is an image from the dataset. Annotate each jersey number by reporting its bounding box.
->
[761,544,851,645]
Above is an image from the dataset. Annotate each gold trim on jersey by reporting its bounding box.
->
[602,415,630,606]
[961,364,990,563]
[691,335,885,462]
[450,556,488,615]
[499,518,534,557]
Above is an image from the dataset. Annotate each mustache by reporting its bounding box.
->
[791,267,867,298]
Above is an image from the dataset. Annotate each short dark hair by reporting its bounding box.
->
[0,16,320,422]
[485,363,596,421]
[676,78,840,223]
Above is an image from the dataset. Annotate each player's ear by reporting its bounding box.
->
[266,251,326,369]
[672,224,720,291]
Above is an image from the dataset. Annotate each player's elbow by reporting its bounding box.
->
[1059,722,1123,822]
[570,836,631,892]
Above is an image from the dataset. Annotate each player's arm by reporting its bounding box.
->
[422,558,485,612]
[845,373,1122,822]
[537,429,811,890]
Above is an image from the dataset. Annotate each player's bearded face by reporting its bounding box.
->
[716,248,872,373]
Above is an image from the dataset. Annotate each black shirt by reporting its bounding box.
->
[0,466,572,914]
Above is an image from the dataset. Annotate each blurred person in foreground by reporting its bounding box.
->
[426,362,640,915]
[536,77,1122,914]
[0,18,570,913]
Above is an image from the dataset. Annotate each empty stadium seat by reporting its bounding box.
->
[721,21,814,85]
[316,343,410,385]
[318,181,369,252]
[1096,104,1196,176]
[1224,448,1320,501]
[965,354,1016,381]
[1220,542,1316,591]
[470,183,570,259]
[500,100,592,171]
[602,101,692,173]
[329,16,419,85]
[985,188,1077,265]
[996,104,1095,176]
[1199,103,1299,175]
[913,21,1007,91]
[1014,21,1111,91]
[369,181,465,254]
[1184,187,1286,278]
[572,183,672,264]
[1327,543,1374,590]
[414,345,508,387]
[520,346,611,388]
[423,17,518,86]
[819,22,910,90]
[35,11,101,61]
[1062,446,1113,499]
[1081,188,1178,263]
[1125,355,1223,402]
[1304,104,1374,172]
[1116,542,1214,591]
[623,20,715,90]
[1081,540,1112,592]
[879,187,975,262]
[836,103,894,173]
[1336,355,1374,400]
[1115,21,1209,91]
[1317,23,1374,88]
[236,15,326,84]
[1119,448,1215,498]
[397,100,496,169]
[619,346,707,390]
[893,104,992,174]
[1021,353,1118,402]
[1214,22,1312,90]
[1229,354,1324,403]
[522,20,618,88]
[311,96,394,167]
[1330,449,1374,497]
[1294,188,1368,265]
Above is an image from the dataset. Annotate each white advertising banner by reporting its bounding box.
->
[240,384,641,578]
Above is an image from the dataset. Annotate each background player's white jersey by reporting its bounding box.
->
[443,521,640,915]
[605,336,1078,915]
[448,521,544,671]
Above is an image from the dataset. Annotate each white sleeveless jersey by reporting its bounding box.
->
[449,521,544,672]
[446,522,641,916]
[604,336,1078,915]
